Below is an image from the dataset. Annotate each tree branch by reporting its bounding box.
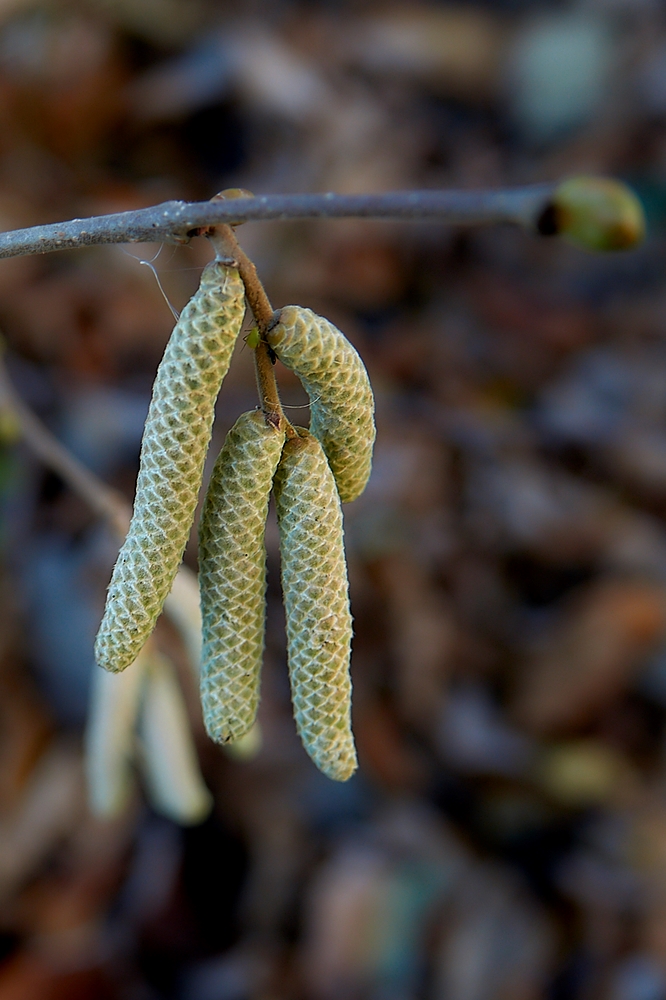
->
[0,185,555,259]
[0,355,131,539]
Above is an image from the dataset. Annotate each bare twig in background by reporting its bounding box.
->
[0,185,555,259]
[0,352,204,674]
[0,356,130,539]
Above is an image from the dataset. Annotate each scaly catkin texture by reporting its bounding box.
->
[274,429,357,781]
[267,306,375,503]
[199,410,285,743]
[95,262,246,673]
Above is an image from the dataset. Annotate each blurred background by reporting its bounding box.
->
[2,0,666,998]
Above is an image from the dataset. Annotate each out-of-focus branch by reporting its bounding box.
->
[0,185,556,259]
[0,356,131,539]
[0,353,203,674]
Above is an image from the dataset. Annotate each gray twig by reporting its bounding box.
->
[0,185,555,260]
[0,356,131,538]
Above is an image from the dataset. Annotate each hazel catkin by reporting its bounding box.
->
[267,306,375,503]
[274,428,357,781]
[95,262,246,673]
[198,409,285,743]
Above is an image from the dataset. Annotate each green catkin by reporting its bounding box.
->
[139,653,213,825]
[274,429,357,781]
[267,306,375,503]
[199,409,285,743]
[95,262,246,673]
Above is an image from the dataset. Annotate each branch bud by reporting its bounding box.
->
[541,176,645,252]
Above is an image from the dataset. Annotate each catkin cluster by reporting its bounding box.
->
[95,251,375,785]
[198,307,372,779]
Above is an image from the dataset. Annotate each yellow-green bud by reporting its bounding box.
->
[547,176,645,252]
[246,327,261,349]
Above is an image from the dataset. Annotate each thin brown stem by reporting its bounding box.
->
[0,355,131,540]
[207,225,275,330]
[208,226,295,437]
[253,340,286,432]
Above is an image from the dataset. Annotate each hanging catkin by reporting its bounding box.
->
[274,428,357,781]
[267,306,375,503]
[95,261,246,673]
[199,409,285,743]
